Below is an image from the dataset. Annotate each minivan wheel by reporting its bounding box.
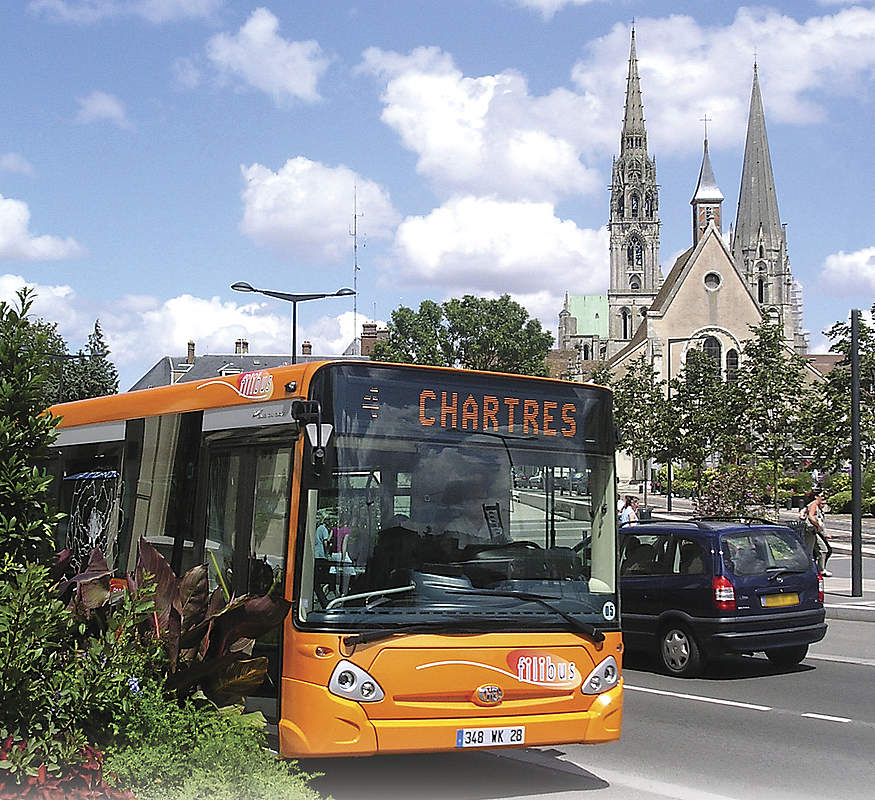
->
[765,644,809,667]
[659,625,703,677]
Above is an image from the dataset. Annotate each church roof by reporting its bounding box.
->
[691,138,723,203]
[647,246,695,314]
[733,64,783,257]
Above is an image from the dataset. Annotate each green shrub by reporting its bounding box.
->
[0,559,165,784]
[105,694,320,800]
[825,473,851,494]
[827,490,852,513]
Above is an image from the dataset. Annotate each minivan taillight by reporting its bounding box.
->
[817,573,824,603]
[713,575,736,611]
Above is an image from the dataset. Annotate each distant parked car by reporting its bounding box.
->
[619,518,827,677]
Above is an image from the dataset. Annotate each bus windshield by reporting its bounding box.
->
[297,364,617,634]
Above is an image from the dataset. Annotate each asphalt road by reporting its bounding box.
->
[306,618,875,800]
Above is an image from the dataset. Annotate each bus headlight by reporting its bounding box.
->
[581,655,620,695]
[328,660,385,702]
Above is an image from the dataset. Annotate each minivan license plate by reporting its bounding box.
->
[456,726,525,748]
[761,592,799,608]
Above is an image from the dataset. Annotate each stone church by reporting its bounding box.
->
[556,30,810,386]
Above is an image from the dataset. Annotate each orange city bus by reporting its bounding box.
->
[47,360,623,757]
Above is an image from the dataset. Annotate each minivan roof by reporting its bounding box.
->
[620,517,792,534]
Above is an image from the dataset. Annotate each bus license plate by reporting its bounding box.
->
[456,726,525,748]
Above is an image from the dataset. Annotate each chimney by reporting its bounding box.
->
[235,338,249,355]
[186,340,196,364]
[301,340,312,356]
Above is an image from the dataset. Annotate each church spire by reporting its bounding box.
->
[691,132,723,245]
[732,63,782,261]
[621,27,647,153]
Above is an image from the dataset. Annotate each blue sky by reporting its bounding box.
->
[1,0,874,390]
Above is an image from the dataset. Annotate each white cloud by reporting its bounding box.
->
[391,195,607,302]
[359,46,600,202]
[75,91,133,130]
[0,153,35,176]
[572,8,875,155]
[240,156,399,262]
[0,274,366,388]
[0,195,83,261]
[820,246,875,294]
[512,0,601,19]
[28,0,222,24]
[206,7,330,105]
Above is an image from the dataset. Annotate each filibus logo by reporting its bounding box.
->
[198,370,274,401]
[507,649,581,689]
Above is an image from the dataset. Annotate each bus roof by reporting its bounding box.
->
[49,360,611,429]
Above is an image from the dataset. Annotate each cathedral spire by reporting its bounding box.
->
[621,27,647,152]
[732,63,782,260]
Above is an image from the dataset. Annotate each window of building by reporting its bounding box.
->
[703,336,721,365]
[726,349,739,384]
[630,193,639,218]
[703,271,722,291]
[630,276,641,291]
[645,193,653,218]
[621,308,632,340]
[758,277,766,304]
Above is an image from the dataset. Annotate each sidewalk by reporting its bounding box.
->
[636,492,875,623]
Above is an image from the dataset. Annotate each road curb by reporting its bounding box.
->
[824,604,875,623]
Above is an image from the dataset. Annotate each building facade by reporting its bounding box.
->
[557,34,810,385]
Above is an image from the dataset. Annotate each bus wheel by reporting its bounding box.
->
[765,644,808,668]
[659,625,703,677]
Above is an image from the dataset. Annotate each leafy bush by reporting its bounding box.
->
[824,472,851,494]
[0,556,164,785]
[827,490,852,513]
[105,696,320,800]
[0,289,62,573]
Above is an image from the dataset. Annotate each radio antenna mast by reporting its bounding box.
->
[349,185,364,354]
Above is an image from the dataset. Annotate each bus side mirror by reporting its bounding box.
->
[292,401,332,468]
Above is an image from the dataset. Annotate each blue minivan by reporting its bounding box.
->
[619,518,827,677]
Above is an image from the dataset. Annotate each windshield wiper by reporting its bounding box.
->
[325,583,416,610]
[767,568,808,582]
[444,587,605,643]
[343,617,497,647]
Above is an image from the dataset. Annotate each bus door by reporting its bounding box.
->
[198,423,295,719]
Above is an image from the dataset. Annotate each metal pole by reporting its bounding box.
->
[291,300,298,365]
[851,309,862,597]
[666,342,674,512]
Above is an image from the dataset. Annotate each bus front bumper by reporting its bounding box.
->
[278,678,623,758]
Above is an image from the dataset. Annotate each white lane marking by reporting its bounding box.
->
[801,712,852,723]
[625,684,771,711]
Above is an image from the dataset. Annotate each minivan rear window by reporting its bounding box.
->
[720,529,810,576]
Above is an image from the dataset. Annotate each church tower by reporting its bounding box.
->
[691,135,723,245]
[608,29,660,356]
[732,64,808,353]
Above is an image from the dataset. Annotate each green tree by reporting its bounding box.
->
[585,360,613,387]
[800,304,875,475]
[666,348,726,499]
[372,295,553,376]
[613,355,668,506]
[370,300,449,366]
[0,288,62,570]
[737,322,808,515]
[61,319,120,401]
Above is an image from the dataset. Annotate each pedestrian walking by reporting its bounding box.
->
[620,496,640,526]
[801,490,832,576]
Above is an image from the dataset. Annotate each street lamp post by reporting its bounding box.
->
[231,282,355,364]
[665,335,706,512]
